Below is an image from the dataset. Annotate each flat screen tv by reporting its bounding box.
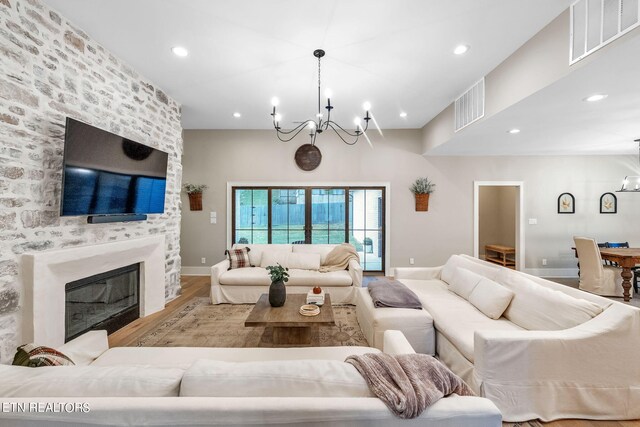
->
[60,118,168,217]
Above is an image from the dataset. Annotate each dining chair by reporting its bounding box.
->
[605,242,639,293]
[573,237,626,297]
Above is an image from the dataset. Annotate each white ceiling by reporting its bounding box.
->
[428,32,640,156]
[43,0,570,130]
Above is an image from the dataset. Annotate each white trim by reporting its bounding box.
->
[569,0,640,65]
[181,266,212,276]
[473,181,525,271]
[226,181,391,274]
[523,268,579,278]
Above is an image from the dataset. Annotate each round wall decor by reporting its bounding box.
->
[294,144,322,171]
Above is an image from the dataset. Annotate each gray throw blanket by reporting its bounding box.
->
[368,278,422,309]
[345,353,474,419]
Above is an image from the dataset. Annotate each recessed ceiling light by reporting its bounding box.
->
[399,112,407,118]
[584,93,608,102]
[508,128,521,134]
[233,112,241,118]
[171,46,189,57]
[453,44,470,55]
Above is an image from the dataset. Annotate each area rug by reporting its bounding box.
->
[134,297,368,348]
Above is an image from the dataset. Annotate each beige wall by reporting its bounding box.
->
[181,129,639,276]
[479,186,517,258]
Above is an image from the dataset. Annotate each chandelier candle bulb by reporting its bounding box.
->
[269,48,370,146]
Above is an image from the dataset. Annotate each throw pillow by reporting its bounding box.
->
[467,278,515,320]
[225,247,252,270]
[12,343,75,367]
[448,267,484,299]
[260,251,291,268]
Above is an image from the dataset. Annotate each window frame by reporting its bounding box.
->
[231,185,386,273]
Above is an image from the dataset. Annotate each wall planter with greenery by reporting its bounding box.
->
[183,183,208,211]
[410,177,435,211]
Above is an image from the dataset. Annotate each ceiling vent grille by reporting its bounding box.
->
[454,78,485,132]
[571,0,640,64]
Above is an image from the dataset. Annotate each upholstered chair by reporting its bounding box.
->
[574,236,627,297]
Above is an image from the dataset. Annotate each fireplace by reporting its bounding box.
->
[65,263,140,342]
[22,235,166,347]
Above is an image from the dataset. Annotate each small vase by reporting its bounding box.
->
[269,280,286,307]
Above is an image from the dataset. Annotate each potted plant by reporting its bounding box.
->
[266,263,289,307]
[410,177,435,211]
[183,183,208,211]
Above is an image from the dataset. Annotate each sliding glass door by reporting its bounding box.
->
[232,186,385,272]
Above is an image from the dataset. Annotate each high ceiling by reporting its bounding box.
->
[429,32,640,156]
[43,0,570,130]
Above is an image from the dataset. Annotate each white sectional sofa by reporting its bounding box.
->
[211,244,363,304]
[358,254,640,422]
[0,330,501,427]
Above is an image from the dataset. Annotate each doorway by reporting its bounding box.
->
[473,181,524,270]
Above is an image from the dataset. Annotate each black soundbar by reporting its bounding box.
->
[87,214,147,224]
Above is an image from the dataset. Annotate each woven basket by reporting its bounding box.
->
[415,193,430,211]
[188,192,203,211]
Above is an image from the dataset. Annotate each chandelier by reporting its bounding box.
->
[270,49,371,146]
[617,139,640,192]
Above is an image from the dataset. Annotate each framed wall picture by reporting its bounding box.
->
[600,192,617,214]
[557,192,575,214]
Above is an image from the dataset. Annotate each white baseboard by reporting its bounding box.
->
[522,268,579,278]
[181,266,211,276]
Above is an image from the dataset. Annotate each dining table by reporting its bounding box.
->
[598,248,640,302]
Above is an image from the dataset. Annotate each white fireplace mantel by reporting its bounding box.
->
[21,235,166,347]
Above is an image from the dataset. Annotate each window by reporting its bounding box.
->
[232,186,385,272]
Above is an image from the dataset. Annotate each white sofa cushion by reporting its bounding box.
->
[441,255,500,285]
[260,251,321,270]
[57,330,108,366]
[233,244,293,266]
[219,267,352,287]
[292,244,336,264]
[180,359,374,398]
[468,278,515,320]
[259,251,290,268]
[401,279,525,362]
[449,267,484,299]
[220,267,271,286]
[0,365,184,397]
[92,346,380,369]
[288,269,352,287]
[497,268,603,331]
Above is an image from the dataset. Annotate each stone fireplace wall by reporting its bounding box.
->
[0,0,183,362]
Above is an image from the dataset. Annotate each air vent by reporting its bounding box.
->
[454,78,485,132]
[571,0,640,64]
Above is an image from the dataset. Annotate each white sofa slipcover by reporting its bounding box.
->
[211,244,363,304]
[0,330,502,427]
[391,254,640,422]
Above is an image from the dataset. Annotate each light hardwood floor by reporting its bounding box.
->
[110,275,640,427]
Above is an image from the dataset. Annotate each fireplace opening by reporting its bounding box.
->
[65,263,140,342]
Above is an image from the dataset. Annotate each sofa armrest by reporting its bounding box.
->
[474,304,640,420]
[383,330,416,355]
[394,266,442,280]
[348,258,363,287]
[211,259,230,287]
[58,330,109,365]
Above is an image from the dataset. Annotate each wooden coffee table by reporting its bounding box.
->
[244,293,335,346]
